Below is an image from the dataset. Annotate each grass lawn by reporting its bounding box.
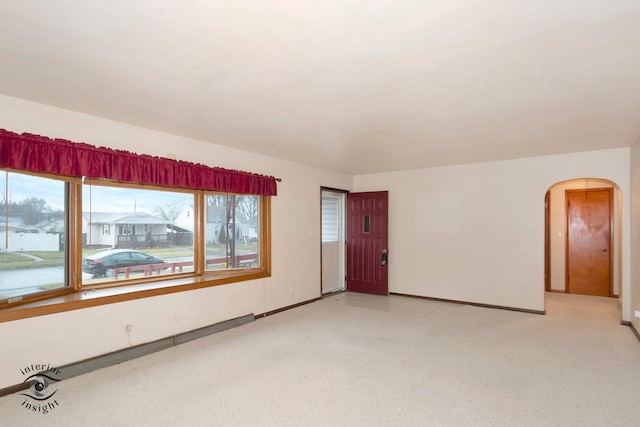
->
[0,251,65,270]
[0,246,197,270]
[0,244,255,270]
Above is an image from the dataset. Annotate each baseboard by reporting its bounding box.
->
[56,337,175,381]
[622,320,640,343]
[0,382,30,397]
[173,315,254,345]
[390,292,545,315]
[322,289,346,298]
[0,314,254,398]
[255,297,321,318]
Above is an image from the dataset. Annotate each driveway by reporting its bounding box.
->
[0,266,65,299]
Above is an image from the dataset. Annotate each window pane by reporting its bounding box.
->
[363,215,371,233]
[322,196,339,242]
[81,184,194,283]
[0,171,67,302]
[205,195,259,270]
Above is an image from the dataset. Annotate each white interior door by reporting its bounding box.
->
[321,190,345,294]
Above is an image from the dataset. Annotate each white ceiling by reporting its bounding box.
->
[1,1,639,175]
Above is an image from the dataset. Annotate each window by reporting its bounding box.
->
[205,194,260,270]
[0,129,276,318]
[82,183,195,283]
[321,196,339,242]
[0,171,70,303]
[1,169,271,310]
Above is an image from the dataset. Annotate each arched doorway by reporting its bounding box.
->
[545,178,622,297]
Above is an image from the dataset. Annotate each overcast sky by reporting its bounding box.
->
[3,171,191,214]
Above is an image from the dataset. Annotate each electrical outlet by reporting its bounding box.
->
[634,310,640,318]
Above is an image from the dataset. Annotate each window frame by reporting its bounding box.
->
[203,192,262,272]
[0,170,271,321]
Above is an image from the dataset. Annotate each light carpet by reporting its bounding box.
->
[0,292,639,426]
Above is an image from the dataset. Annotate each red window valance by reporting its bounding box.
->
[0,129,277,196]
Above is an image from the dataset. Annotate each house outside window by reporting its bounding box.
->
[0,171,68,302]
[1,169,271,309]
[205,194,260,270]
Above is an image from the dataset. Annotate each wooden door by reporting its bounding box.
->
[346,191,388,295]
[566,188,612,296]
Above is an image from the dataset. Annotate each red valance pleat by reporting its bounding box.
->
[0,129,277,196]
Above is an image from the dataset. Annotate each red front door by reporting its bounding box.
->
[346,191,388,295]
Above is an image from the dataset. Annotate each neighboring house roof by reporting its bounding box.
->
[35,218,65,232]
[169,225,191,233]
[23,226,44,233]
[0,216,27,229]
[83,212,169,225]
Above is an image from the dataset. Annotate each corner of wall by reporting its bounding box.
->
[629,143,640,329]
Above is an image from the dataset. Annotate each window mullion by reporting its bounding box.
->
[70,181,83,290]
[194,193,205,275]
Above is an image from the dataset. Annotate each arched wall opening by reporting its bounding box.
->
[545,178,623,299]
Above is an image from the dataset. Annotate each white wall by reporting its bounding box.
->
[0,95,352,389]
[353,149,631,315]
[630,143,640,332]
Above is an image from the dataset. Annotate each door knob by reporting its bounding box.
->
[602,248,608,252]
[381,249,388,266]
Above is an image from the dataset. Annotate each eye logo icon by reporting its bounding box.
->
[20,374,59,401]
[18,364,62,414]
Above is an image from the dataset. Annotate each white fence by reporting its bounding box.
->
[1,233,60,252]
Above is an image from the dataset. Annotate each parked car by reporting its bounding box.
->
[82,249,165,278]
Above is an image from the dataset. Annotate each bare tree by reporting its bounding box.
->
[13,197,49,226]
[235,195,259,221]
[206,194,227,207]
[153,201,182,232]
[0,190,6,217]
[207,195,258,219]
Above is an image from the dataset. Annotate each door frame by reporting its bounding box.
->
[545,191,550,292]
[320,187,347,295]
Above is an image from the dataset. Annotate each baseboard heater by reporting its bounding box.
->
[0,313,254,398]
